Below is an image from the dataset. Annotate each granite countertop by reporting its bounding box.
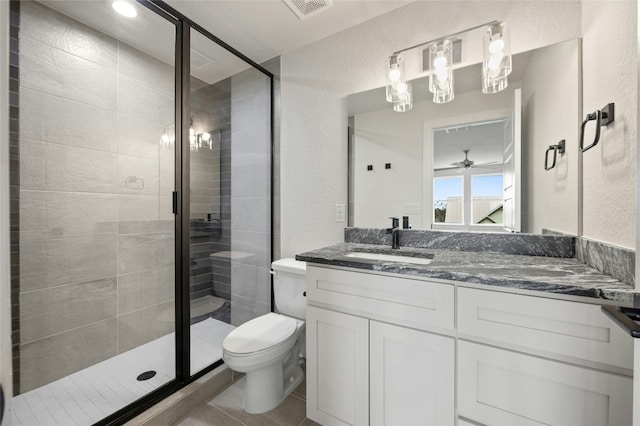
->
[296,243,637,303]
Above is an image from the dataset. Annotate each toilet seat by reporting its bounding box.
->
[223,313,297,356]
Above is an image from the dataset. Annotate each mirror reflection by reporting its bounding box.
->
[433,119,507,229]
[348,39,580,234]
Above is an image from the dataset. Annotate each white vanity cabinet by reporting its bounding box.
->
[305,264,634,426]
[457,287,633,426]
[306,265,455,426]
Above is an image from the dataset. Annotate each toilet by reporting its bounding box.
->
[222,258,306,414]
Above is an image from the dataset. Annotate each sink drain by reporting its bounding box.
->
[136,370,156,381]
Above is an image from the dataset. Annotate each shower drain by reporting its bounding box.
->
[136,370,157,381]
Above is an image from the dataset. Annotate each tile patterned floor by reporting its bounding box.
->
[175,375,320,426]
[12,318,235,426]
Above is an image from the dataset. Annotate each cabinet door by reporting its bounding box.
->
[370,321,455,426]
[306,306,369,426]
[458,340,633,426]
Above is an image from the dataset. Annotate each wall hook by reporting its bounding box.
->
[580,103,615,153]
[544,140,565,171]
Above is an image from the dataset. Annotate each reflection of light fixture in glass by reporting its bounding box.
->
[160,124,175,149]
[385,54,407,103]
[429,40,454,104]
[483,21,511,94]
[160,122,217,151]
[393,82,413,112]
[189,125,197,151]
[197,131,213,150]
[111,0,137,18]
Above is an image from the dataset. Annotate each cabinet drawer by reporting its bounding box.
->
[458,287,633,369]
[307,266,454,332]
[458,341,633,426]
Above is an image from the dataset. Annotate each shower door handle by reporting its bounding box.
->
[172,191,178,215]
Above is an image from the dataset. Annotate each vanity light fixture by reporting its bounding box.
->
[482,21,512,94]
[384,20,511,110]
[429,40,454,104]
[111,0,137,18]
[393,81,413,112]
[385,54,408,103]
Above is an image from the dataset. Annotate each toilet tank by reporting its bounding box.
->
[272,258,307,320]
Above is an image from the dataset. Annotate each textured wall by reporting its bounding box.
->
[581,0,637,249]
[280,1,582,258]
[521,39,580,235]
[18,2,176,391]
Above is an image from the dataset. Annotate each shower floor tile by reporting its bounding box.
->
[12,318,235,426]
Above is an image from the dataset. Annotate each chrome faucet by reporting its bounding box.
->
[387,217,400,249]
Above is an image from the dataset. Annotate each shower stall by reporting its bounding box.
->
[8,0,272,424]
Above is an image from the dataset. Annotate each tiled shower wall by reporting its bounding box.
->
[17,2,176,392]
[230,69,271,326]
[190,78,232,305]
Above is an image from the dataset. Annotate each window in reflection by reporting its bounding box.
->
[434,177,463,223]
[472,174,504,225]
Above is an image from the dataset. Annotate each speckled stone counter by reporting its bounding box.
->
[296,243,637,303]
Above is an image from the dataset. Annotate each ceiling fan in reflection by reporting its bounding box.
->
[434,150,501,172]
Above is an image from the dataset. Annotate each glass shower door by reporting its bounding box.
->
[188,28,272,375]
[12,1,177,423]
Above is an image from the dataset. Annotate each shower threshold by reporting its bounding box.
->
[12,318,235,426]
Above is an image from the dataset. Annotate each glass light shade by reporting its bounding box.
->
[482,21,512,94]
[385,54,407,103]
[393,82,413,112]
[429,40,454,103]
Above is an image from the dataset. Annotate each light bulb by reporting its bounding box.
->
[389,67,401,82]
[489,38,504,54]
[436,70,449,82]
[112,0,137,18]
[433,54,447,69]
[488,53,503,71]
[397,82,408,94]
[438,80,449,90]
[201,132,211,142]
[161,134,170,144]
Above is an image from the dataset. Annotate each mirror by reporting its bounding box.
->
[348,39,580,235]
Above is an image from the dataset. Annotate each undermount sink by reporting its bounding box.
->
[344,251,433,265]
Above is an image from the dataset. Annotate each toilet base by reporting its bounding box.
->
[242,360,304,414]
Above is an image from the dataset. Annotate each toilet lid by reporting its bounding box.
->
[223,313,297,354]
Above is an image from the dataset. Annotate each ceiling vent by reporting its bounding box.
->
[191,48,213,69]
[283,0,333,20]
